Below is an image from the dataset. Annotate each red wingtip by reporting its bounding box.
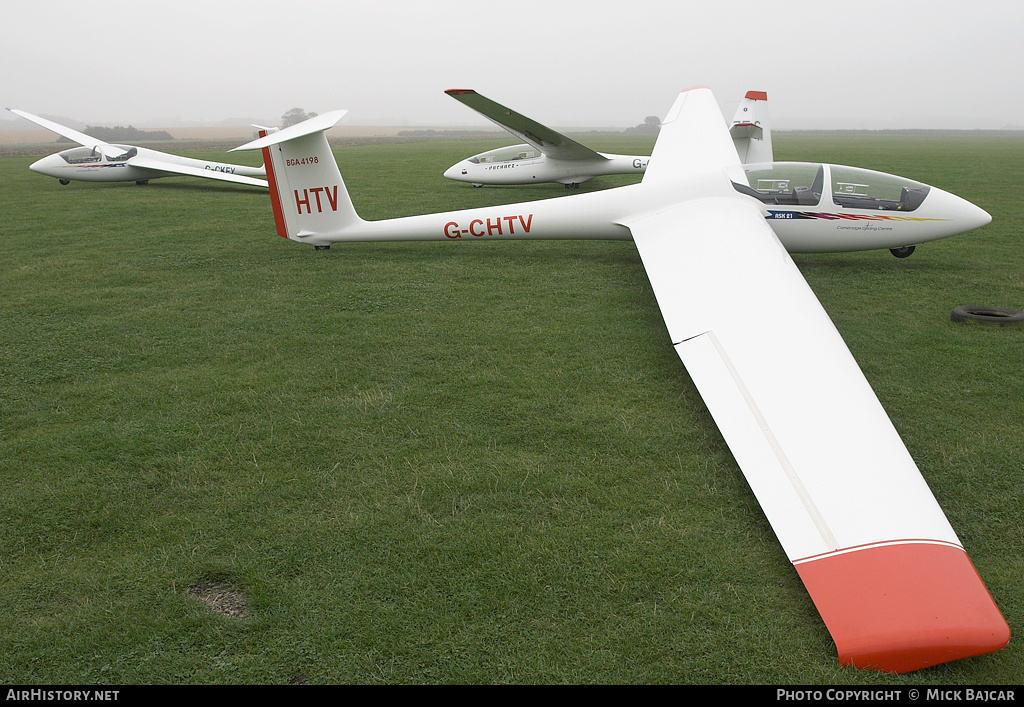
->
[796,542,1010,673]
[745,91,768,101]
[445,89,476,96]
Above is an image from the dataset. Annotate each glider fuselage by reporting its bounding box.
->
[443,144,648,187]
[286,161,989,254]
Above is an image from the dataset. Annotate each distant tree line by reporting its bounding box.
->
[397,129,502,138]
[57,125,173,142]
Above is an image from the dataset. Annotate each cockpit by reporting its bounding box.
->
[59,145,137,164]
[466,145,542,165]
[733,162,930,212]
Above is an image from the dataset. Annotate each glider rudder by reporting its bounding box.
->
[233,111,361,245]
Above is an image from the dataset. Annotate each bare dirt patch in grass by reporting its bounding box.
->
[188,581,250,620]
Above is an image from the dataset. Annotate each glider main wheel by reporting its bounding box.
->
[314,245,331,251]
[136,180,149,185]
[890,245,916,258]
[472,184,483,188]
[950,305,1024,327]
[58,179,70,185]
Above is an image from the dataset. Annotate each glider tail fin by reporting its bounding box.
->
[232,111,362,244]
[729,91,773,164]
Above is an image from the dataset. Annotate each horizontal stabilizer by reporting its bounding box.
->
[231,111,348,152]
[729,123,763,140]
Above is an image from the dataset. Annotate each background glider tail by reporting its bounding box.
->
[729,90,773,164]
[232,111,362,242]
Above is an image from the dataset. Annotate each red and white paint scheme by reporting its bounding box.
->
[233,87,1006,673]
[8,108,267,187]
[443,89,773,189]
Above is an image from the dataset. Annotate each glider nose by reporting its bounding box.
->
[443,162,469,181]
[928,187,992,234]
[963,199,992,232]
[29,154,61,177]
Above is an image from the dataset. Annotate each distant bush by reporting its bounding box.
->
[623,116,661,136]
[57,126,174,142]
[281,108,318,128]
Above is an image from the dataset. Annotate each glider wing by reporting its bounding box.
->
[7,108,126,159]
[625,88,1009,673]
[127,156,268,187]
[445,89,606,162]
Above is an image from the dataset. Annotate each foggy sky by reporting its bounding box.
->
[3,0,1021,131]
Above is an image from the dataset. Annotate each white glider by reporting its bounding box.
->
[8,108,268,188]
[443,89,773,188]
[232,87,1007,673]
[442,88,650,188]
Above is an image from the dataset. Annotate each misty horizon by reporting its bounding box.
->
[4,1,1021,134]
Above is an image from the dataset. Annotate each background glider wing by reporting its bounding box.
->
[127,156,269,187]
[445,89,607,162]
[624,87,1009,672]
[7,108,126,159]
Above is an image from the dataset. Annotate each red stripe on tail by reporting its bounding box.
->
[258,130,288,238]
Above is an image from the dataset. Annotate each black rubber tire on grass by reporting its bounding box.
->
[950,305,1024,327]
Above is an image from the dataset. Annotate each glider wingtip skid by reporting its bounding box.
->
[796,542,1010,673]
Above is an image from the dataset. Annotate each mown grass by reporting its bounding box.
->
[0,134,1021,684]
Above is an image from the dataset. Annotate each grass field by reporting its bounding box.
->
[1,133,1021,684]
